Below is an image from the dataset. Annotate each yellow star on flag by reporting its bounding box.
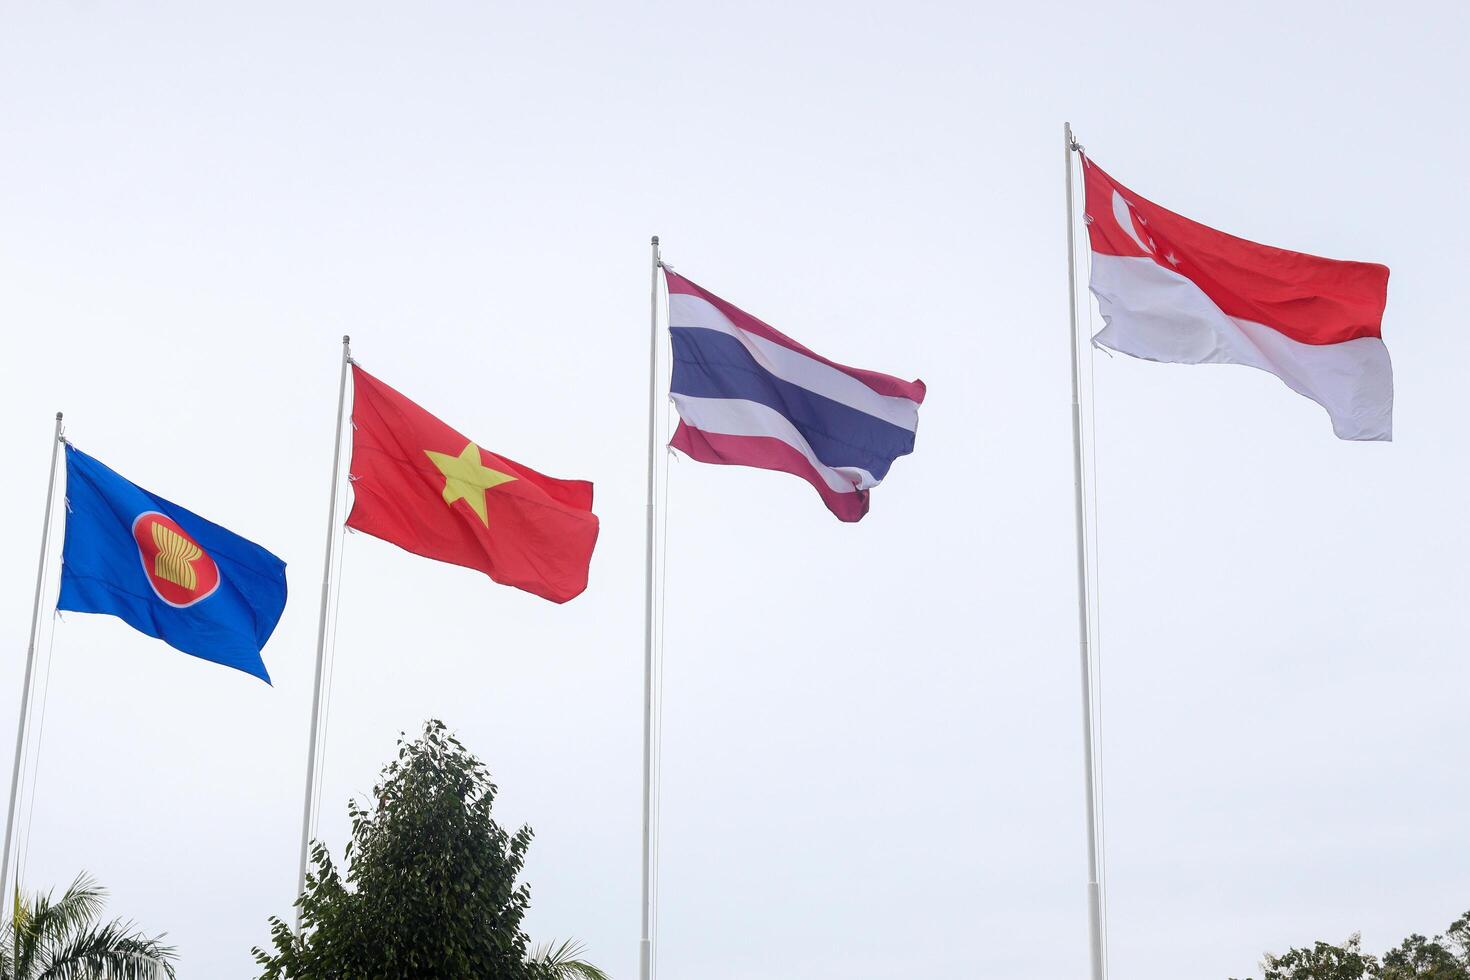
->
[424,442,517,526]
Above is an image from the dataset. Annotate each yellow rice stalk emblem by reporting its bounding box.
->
[151,521,202,591]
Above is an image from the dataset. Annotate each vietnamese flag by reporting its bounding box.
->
[346,366,598,603]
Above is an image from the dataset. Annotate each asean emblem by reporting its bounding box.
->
[131,511,220,607]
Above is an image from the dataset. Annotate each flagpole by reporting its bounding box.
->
[1065,122,1107,980]
[1,412,65,913]
[639,235,662,980]
[296,335,351,930]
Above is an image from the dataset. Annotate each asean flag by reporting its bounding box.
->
[345,366,598,603]
[1082,154,1393,441]
[57,445,286,683]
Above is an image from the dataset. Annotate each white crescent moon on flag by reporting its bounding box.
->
[1112,190,1154,254]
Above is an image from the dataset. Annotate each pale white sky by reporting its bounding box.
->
[0,2,1466,978]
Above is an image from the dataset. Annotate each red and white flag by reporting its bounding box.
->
[1082,155,1393,441]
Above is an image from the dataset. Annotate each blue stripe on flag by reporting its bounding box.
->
[670,326,915,481]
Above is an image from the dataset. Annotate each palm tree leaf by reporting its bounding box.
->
[3,874,176,980]
[32,874,109,967]
[35,919,176,980]
[530,938,611,980]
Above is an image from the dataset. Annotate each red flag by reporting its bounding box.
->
[345,366,598,603]
[1081,154,1392,440]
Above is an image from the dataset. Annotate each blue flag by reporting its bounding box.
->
[58,446,286,683]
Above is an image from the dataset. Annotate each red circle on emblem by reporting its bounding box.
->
[132,512,220,608]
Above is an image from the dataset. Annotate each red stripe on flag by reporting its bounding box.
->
[670,422,870,523]
[1081,155,1388,347]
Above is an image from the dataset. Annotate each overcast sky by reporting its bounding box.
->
[1,2,1466,978]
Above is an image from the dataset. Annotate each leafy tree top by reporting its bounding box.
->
[254,720,546,980]
[1232,911,1470,980]
[1379,912,1470,980]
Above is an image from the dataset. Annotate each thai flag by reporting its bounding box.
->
[665,268,926,522]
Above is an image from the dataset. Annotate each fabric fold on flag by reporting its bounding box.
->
[664,269,925,522]
[57,445,286,683]
[345,366,599,603]
[1081,154,1393,441]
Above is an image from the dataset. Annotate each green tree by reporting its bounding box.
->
[1,873,176,980]
[254,720,605,980]
[1232,911,1470,980]
[1233,933,1379,980]
[1378,911,1470,980]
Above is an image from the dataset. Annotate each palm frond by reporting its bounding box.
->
[1,874,176,980]
[530,939,611,980]
[48,875,108,933]
[35,918,176,980]
[31,874,109,970]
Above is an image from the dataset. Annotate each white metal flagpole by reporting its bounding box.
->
[296,335,352,930]
[639,235,662,980]
[1,412,65,914]
[1064,121,1107,980]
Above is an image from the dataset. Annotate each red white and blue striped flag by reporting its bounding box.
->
[665,268,926,522]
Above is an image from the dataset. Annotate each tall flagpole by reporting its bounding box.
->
[296,335,352,930]
[639,235,662,980]
[2,412,65,914]
[1065,122,1107,980]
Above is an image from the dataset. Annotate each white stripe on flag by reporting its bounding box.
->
[669,293,921,432]
[670,394,877,492]
[1090,254,1394,441]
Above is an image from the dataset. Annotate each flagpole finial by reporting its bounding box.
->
[54,412,62,422]
[651,235,659,246]
[342,335,351,345]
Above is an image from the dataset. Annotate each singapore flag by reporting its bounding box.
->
[1082,155,1393,441]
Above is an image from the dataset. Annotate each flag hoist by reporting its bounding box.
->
[1064,123,1109,980]
[295,336,601,929]
[296,335,353,929]
[639,237,926,977]
[637,235,923,975]
[639,235,662,980]
[1,413,65,919]
[5,412,287,920]
[1062,118,1394,978]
